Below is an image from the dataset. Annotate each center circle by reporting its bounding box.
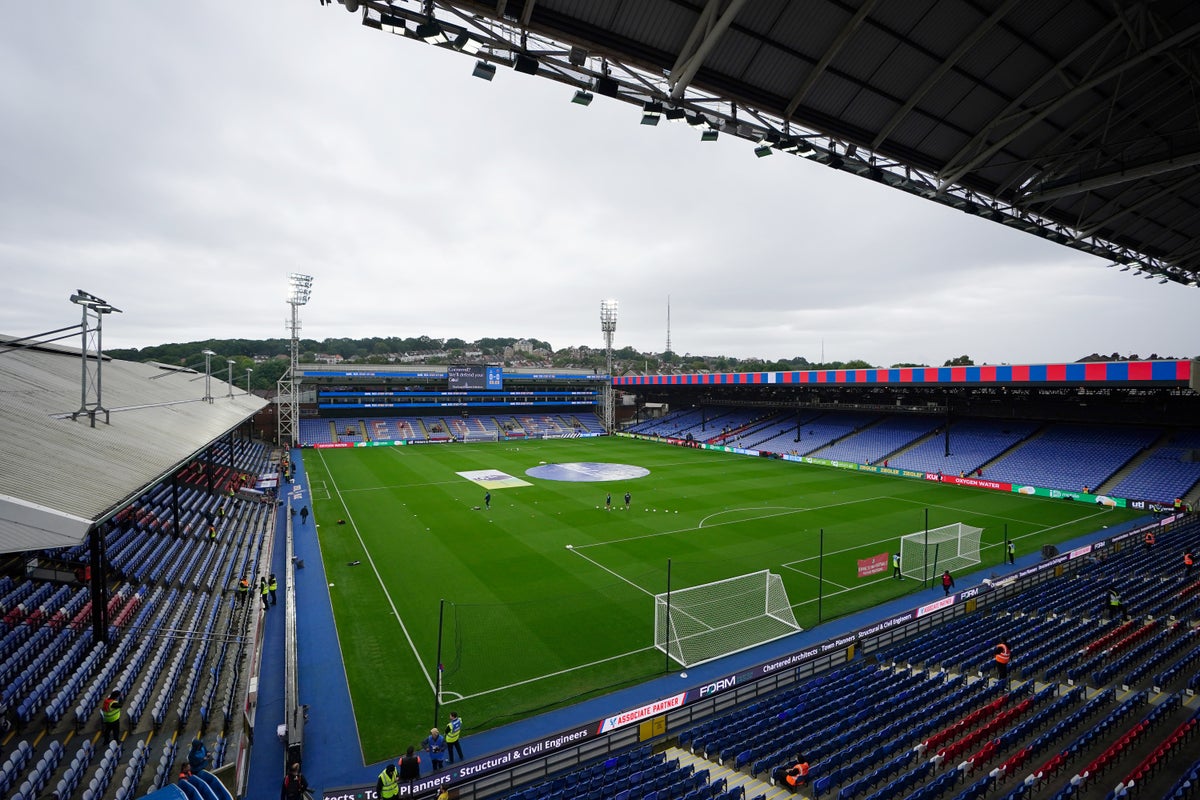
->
[525,462,650,482]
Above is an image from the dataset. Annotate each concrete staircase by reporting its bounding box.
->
[1096,430,1172,496]
[668,746,794,800]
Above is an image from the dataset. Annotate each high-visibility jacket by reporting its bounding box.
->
[892,554,900,568]
[268,577,278,593]
[445,716,462,743]
[995,644,1010,665]
[785,763,810,787]
[101,696,121,723]
[238,579,249,594]
[261,582,270,598]
[1109,590,1122,607]
[378,768,400,799]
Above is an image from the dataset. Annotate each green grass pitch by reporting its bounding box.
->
[302,437,1139,763]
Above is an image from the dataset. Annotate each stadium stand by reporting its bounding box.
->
[983,424,1161,493]
[3,343,1198,800]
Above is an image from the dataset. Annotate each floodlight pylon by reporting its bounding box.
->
[277,273,314,449]
[600,299,618,433]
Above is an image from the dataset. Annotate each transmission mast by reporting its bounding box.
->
[277,274,313,449]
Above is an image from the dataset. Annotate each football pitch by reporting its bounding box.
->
[302,437,1139,763]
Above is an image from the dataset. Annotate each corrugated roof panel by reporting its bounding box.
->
[0,345,267,552]
[704,27,768,85]
[744,44,813,101]
[871,0,941,39]
[607,1,691,56]
[835,22,906,93]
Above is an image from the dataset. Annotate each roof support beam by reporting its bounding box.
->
[871,0,1019,151]
[1000,65,1191,198]
[937,15,1126,190]
[1025,148,1200,203]
[1072,172,1200,239]
[784,0,878,118]
[519,0,536,29]
[668,0,750,100]
[938,18,1200,190]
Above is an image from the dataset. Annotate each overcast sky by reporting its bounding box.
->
[1,3,1195,368]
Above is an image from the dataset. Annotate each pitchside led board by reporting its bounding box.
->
[447,364,504,390]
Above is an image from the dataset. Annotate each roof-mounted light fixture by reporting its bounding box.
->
[472,59,496,81]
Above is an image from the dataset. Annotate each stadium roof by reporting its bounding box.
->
[613,358,1196,388]
[333,0,1200,288]
[0,339,267,555]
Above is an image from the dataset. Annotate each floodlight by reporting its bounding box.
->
[1120,265,1131,271]
[572,89,594,106]
[202,349,216,356]
[664,107,686,121]
[513,53,539,75]
[70,290,122,314]
[641,102,663,126]
[1158,277,1169,284]
[600,298,619,332]
[452,32,482,54]
[827,155,845,169]
[472,60,496,81]
[379,13,405,34]
[416,20,448,44]
[1143,273,1155,279]
[568,46,588,66]
[287,273,314,305]
[596,76,619,97]
[754,144,772,158]
[686,113,707,128]
[701,129,719,142]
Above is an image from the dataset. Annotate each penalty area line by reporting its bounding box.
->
[443,644,659,704]
[566,545,656,597]
[781,563,850,591]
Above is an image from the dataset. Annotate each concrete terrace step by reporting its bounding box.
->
[667,746,793,800]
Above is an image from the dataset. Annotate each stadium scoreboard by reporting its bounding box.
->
[447,364,503,390]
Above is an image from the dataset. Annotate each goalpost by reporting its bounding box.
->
[654,569,802,667]
[899,522,983,582]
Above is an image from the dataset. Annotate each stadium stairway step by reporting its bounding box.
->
[976,422,1048,476]
[667,745,789,800]
[1096,429,1173,497]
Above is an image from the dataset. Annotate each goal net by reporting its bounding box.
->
[654,569,802,667]
[899,523,983,582]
